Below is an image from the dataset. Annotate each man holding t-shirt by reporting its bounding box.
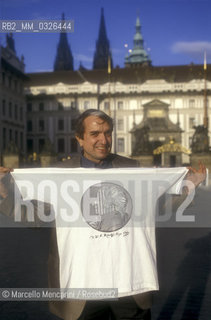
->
[0,109,206,320]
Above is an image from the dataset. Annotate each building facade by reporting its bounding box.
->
[25,65,211,161]
[0,34,26,164]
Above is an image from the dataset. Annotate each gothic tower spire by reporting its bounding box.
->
[54,13,74,71]
[125,15,151,67]
[93,8,113,70]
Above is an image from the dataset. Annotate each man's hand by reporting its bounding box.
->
[183,162,207,194]
[0,166,13,199]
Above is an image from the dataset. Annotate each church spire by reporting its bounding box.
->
[54,13,74,71]
[125,15,151,67]
[93,8,113,70]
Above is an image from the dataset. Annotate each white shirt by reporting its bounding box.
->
[12,167,188,298]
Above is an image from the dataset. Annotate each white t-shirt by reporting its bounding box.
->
[12,167,188,298]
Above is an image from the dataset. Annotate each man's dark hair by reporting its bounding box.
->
[75,109,113,139]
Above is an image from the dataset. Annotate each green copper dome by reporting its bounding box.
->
[125,15,151,66]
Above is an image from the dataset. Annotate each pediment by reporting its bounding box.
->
[142,99,169,108]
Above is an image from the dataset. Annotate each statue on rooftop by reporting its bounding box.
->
[191,125,209,153]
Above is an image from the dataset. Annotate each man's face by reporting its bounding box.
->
[76,115,112,163]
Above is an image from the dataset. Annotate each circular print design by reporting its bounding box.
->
[81,182,132,232]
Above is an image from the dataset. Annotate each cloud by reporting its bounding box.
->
[74,53,92,63]
[171,41,211,60]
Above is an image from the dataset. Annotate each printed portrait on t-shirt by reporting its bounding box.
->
[81,182,132,232]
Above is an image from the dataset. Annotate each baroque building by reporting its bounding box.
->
[0,34,26,165]
[25,64,211,162]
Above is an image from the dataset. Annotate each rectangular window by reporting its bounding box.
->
[9,102,12,118]
[2,100,6,116]
[39,139,45,153]
[14,104,18,119]
[71,138,78,152]
[39,119,45,132]
[58,138,65,153]
[39,102,44,111]
[20,107,23,121]
[84,101,90,110]
[117,119,124,131]
[15,130,18,144]
[27,103,32,112]
[14,79,17,91]
[58,119,64,131]
[71,118,77,131]
[189,117,195,129]
[104,101,110,111]
[27,120,33,132]
[117,138,125,153]
[2,72,5,85]
[189,99,195,108]
[20,132,23,149]
[117,101,123,110]
[27,139,34,154]
[3,128,6,149]
[9,76,12,88]
[20,83,23,94]
[71,101,76,109]
[9,129,12,141]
